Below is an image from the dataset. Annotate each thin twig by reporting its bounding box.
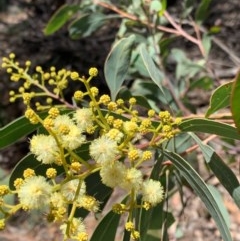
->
[163,11,205,57]
[94,0,188,36]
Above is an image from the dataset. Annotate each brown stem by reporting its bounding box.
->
[94,1,182,35]
[163,11,205,57]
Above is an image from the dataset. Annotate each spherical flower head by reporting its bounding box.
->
[148,109,155,117]
[77,195,100,212]
[70,162,82,173]
[99,94,110,105]
[106,128,124,143]
[100,161,127,188]
[0,185,9,196]
[61,124,86,150]
[107,101,117,111]
[162,124,172,133]
[53,115,85,150]
[23,168,36,179]
[142,150,153,161]
[129,97,136,105]
[90,87,99,97]
[116,98,124,105]
[140,119,152,129]
[89,67,98,77]
[174,117,182,125]
[112,203,126,214]
[159,111,171,123]
[128,149,142,162]
[50,192,65,209]
[14,178,24,190]
[43,117,54,129]
[74,90,84,101]
[71,71,79,80]
[74,108,94,131]
[46,168,57,179]
[53,115,74,134]
[131,230,140,240]
[48,107,60,118]
[113,119,123,129]
[60,217,86,238]
[125,221,134,231]
[0,219,5,230]
[22,92,33,105]
[141,179,164,206]
[61,179,86,202]
[18,176,52,210]
[30,134,59,164]
[76,232,88,241]
[90,135,119,164]
[106,115,114,125]
[25,108,39,124]
[123,121,139,135]
[120,168,143,191]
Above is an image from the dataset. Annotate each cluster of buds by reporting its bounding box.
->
[1,54,182,240]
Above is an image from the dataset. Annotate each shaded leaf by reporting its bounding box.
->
[159,0,167,16]
[9,154,64,190]
[44,4,80,35]
[150,0,162,13]
[104,35,135,100]
[233,187,240,209]
[202,33,212,57]
[179,118,240,140]
[206,81,233,117]
[195,0,212,23]
[171,48,203,79]
[190,133,240,207]
[0,109,72,149]
[208,185,231,227]
[139,45,165,96]
[231,71,240,132]
[164,151,233,241]
[190,76,213,90]
[68,13,109,39]
[0,114,46,149]
[90,211,121,241]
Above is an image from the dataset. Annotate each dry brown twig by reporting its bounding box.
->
[94,1,206,57]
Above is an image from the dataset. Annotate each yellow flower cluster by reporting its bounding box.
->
[1,54,183,241]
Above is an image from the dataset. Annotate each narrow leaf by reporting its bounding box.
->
[179,118,240,140]
[190,133,240,207]
[208,185,231,227]
[202,33,212,58]
[9,154,64,190]
[164,151,233,241]
[0,116,37,149]
[139,45,165,97]
[233,187,240,208]
[0,109,72,149]
[195,0,212,23]
[104,35,135,100]
[90,211,121,241]
[206,81,233,117]
[68,13,108,39]
[44,4,80,35]
[230,71,240,132]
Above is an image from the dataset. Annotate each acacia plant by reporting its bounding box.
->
[1,1,240,241]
